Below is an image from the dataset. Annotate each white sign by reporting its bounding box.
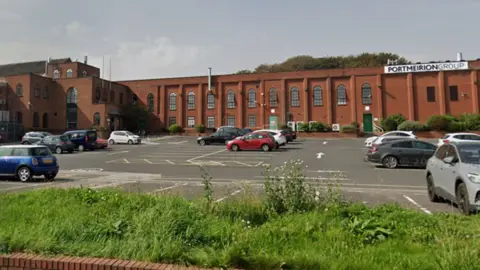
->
[316,152,325,159]
[271,109,275,113]
[384,61,468,74]
[365,106,370,111]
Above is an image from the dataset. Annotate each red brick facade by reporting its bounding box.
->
[3,58,480,134]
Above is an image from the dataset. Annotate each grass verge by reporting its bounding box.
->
[1,160,480,269]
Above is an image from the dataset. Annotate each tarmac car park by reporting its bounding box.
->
[3,130,480,215]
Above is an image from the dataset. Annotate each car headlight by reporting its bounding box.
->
[467,173,480,183]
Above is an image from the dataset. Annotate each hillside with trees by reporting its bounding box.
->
[236,52,410,74]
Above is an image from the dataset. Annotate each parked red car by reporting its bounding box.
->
[226,132,276,152]
[95,138,109,149]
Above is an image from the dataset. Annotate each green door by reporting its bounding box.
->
[269,116,278,129]
[363,113,373,132]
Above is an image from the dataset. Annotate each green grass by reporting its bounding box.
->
[2,187,480,270]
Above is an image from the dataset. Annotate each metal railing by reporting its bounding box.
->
[0,122,24,142]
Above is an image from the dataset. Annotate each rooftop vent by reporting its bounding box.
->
[457,52,463,61]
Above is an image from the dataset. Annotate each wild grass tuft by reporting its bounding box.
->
[1,159,480,269]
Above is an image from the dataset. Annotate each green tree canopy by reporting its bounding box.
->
[120,103,149,132]
[238,52,410,74]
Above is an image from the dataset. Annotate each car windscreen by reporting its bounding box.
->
[457,144,480,164]
[59,135,69,141]
[31,147,52,156]
[86,131,97,140]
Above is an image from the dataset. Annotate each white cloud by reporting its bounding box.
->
[88,37,209,80]
[0,11,21,21]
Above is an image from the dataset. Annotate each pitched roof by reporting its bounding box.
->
[0,58,72,77]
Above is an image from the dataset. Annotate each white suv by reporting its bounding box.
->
[437,132,480,147]
[365,131,416,147]
[108,131,141,145]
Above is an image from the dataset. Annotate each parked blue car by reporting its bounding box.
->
[0,145,59,182]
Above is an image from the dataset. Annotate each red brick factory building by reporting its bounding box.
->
[1,53,480,138]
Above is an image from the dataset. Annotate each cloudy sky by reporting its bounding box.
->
[0,0,478,81]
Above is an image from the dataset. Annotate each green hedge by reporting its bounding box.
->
[397,121,428,132]
[169,124,183,134]
[341,125,357,133]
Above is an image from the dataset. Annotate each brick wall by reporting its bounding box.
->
[0,253,233,270]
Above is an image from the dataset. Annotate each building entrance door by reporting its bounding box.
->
[363,113,373,132]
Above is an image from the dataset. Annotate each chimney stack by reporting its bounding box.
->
[456,52,463,61]
[84,55,88,64]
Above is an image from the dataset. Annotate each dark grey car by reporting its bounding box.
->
[36,135,75,154]
[21,132,52,144]
[365,138,437,168]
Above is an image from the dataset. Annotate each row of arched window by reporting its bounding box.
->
[30,112,49,129]
[15,83,49,99]
[53,69,88,80]
[145,83,373,111]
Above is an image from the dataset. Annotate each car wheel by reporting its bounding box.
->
[55,147,63,154]
[456,183,472,215]
[231,144,239,151]
[16,166,32,182]
[199,140,206,146]
[382,155,398,168]
[426,174,440,202]
[262,144,271,152]
[78,145,85,152]
[44,173,57,182]
[22,141,29,145]
[109,139,115,144]
[128,140,133,145]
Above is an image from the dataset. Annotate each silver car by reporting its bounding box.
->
[426,141,480,215]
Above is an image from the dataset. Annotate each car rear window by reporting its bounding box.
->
[31,147,52,156]
[87,131,97,140]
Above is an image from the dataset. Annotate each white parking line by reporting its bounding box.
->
[168,140,188,145]
[215,189,244,202]
[144,159,152,164]
[107,150,129,156]
[124,158,130,163]
[150,183,188,194]
[233,161,253,167]
[403,195,432,214]
[255,161,264,167]
[165,160,175,164]
[186,149,227,162]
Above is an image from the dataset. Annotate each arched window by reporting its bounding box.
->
[169,93,177,111]
[147,93,154,112]
[207,92,215,109]
[227,90,235,109]
[290,87,300,107]
[248,89,256,108]
[66,88,78,129]
[66,69,73,78]
[95,87,101,102]
[34,85,40,97]
[15,83,23,96]
[43,86,49,99]
[269,88,278,107]
[337,85,347,105]
[361,83,372,105]
[110,90,115,103]
[93,112,101,126]
[187,92,195,110]
[42,113,48,129]
[82,70,87,77]
[32,112,39,128]
[313,86,323,106]
[53,70,60,80]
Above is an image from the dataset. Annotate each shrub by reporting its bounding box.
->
[446,121,466,132]
[278,124,291,131]
[459,113,480,130]
[397,121,428,132]
[380,114,406,131]
[426,115,454,131]
[341,125,357,133]
[309,122,327,132]
[297,122,309,132]
[195,124,205,133]
[351,121,360,131]
[168,124,183,134]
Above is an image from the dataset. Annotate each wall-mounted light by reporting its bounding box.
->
[378,85,383,89]
[260,92,264,96]
[461,92,467,97]
[304,87,308,92]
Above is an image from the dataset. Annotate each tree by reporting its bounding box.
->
[120,103,149,132]
[242,52,410,74]
[236,69,253,74]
